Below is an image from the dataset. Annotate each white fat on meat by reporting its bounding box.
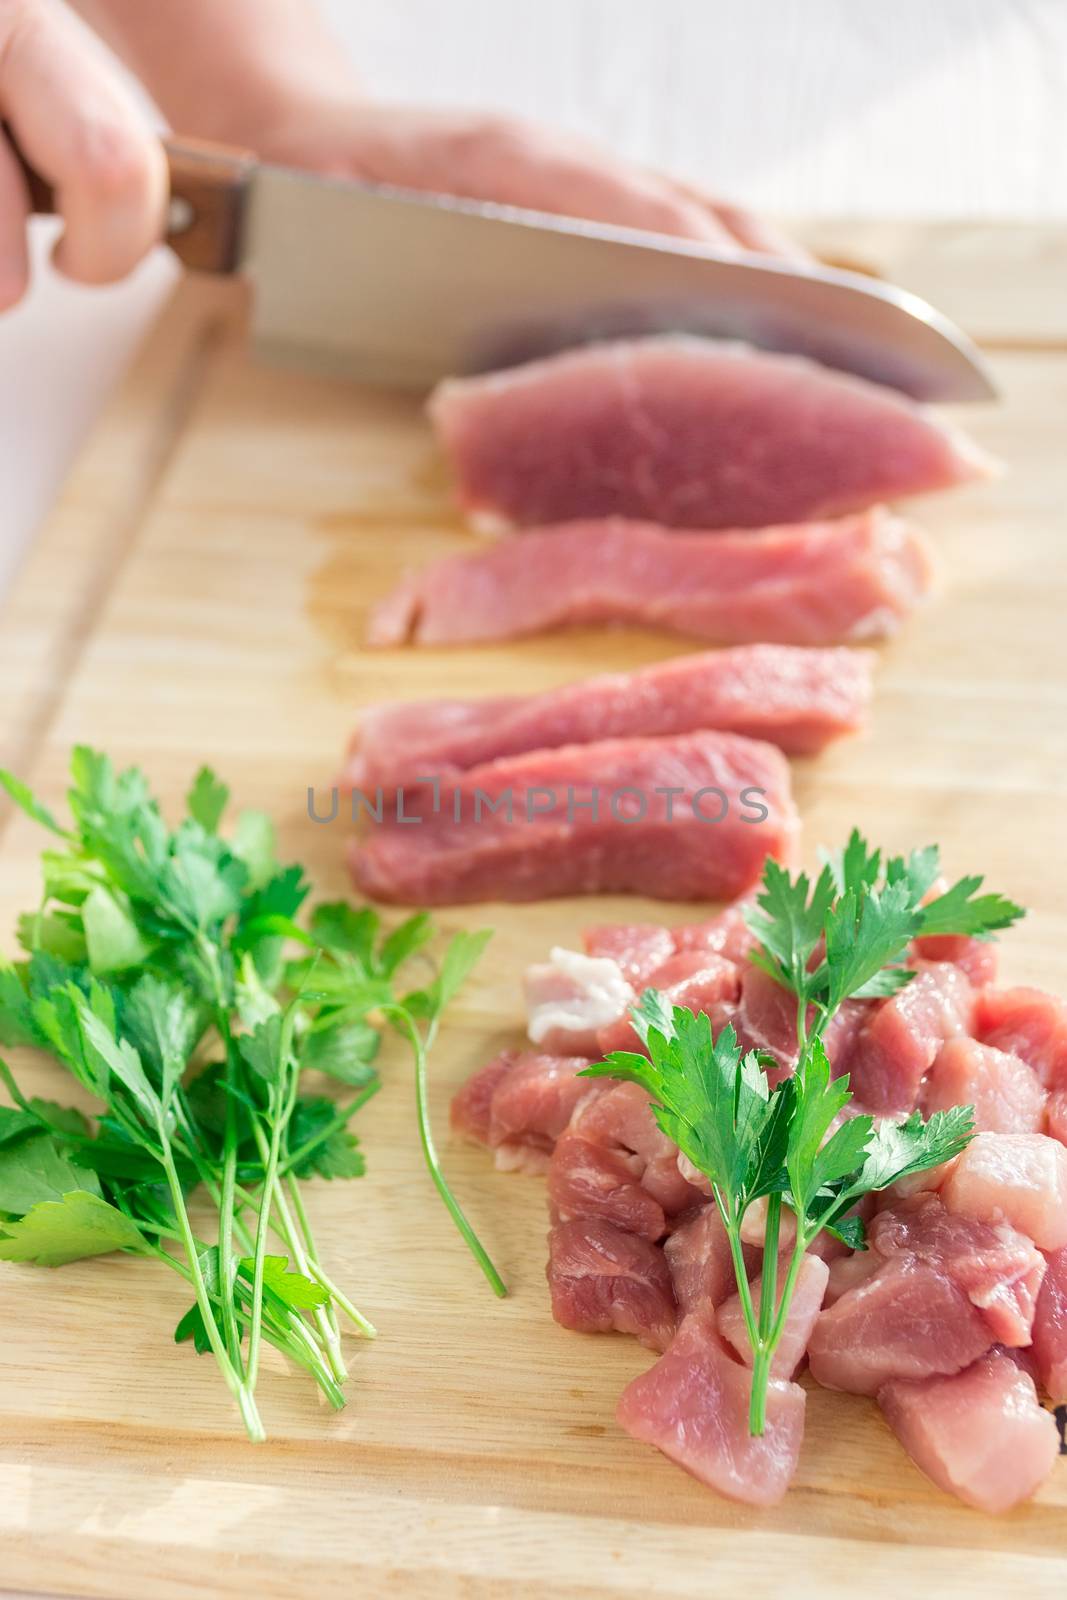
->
[525,947,634,1053]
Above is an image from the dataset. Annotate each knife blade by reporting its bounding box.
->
[25,135,998,401]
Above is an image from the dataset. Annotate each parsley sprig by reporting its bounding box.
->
[0,748,502,1440]
[584,832,1023,1434]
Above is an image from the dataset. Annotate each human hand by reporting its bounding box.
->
[0,0,167,310]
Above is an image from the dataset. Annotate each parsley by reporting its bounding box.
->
[585,832,1023,1435]
[0,748,502,1440]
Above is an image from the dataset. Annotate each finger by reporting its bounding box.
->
[0,0,168,285]
[669,177,810,261]
[0,132,31,311]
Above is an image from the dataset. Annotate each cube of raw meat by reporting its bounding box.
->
[663,1204,744,1316]
[546,1218,677,1352]
[486,1052,599,1172]
[524,947,633,1054]
[671,900,759,965]
[976,986,1067,1089]
[1031,1246,1067,1402]
[429,337,989,532]
[912,931,998,988]
[718,1254,830,1377]
[616,1310,807,1507]
[1045,1088,1067,1147]
[941,1132,1067,1251]
[595,951,740,1056]
[572,1081,705,1217]
[824,1248,882,1307]
[582,923,674,988]
[450,1050,518,1145]
[878,1351,1058,1512]
[733,964,801,1083]
[547,1130,666,1240]
[846,962,975,1113]
[921,1037,1047,1134]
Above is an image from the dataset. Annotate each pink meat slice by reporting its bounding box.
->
[367,510,934,650]
[571,1080,705,1217]
[429,337,989,532]
[546,1218,677,1352]
[548,1130,667,1240]
[718,1253,830,1377]
[582,923,675,987]
[941,1131,1067,1251]
[878,1351,1058,1513]
[664,1203,750,1317]
[343,646,871,795]
[349,730,798,906]
[846,962,975,1113]
[596,952,740,1056]
[975,986,1067,1090]
[616,1309,807,1507]
[922,1037,1047,1134]
[1031,1246,1067,1402]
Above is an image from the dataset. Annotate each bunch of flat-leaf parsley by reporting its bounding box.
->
[584,832,1023,1434]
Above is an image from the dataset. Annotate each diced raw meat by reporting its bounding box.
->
[548,1130,667,1240]
[524,947,633,1054]
[807,1257,993,1395]
[486,1052,598,1172]
[878,1351,1058,1513]
[912,932,997,988]
[941,1132,1067,1251]
[450,1050,519,1145]
[1031,1246,1067,1402]
[846,962,975,1113]
[1046,1088,1067,1147]
[976,986,1067,1089]
[824,1248,881,1306]
[733,964,800,1083]
[367,510,934,650]
[663,1204,745,1316]
[671,900,759,965]
[718,1254,830,1377]
[429,337,989,532]
[343,647,871,797]
[546,1218,677,1352]
[571,1081,705,1216]
[922,1037,1047,1134]
[349,730,798,906]
[616,1310,807,1507]
[582,923,674,987]
[595,952,739,1056]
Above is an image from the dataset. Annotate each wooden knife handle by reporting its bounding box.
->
[8,130,256,275]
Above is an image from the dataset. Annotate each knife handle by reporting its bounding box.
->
[7,129,255,275]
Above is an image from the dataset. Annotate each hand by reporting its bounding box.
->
[0,0,167,310]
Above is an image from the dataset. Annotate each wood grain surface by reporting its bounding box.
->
[0,226,1065,1599]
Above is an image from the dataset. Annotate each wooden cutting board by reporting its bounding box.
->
[1,224,1065,1600]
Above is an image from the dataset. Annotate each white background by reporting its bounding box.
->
[3,0,1066,594]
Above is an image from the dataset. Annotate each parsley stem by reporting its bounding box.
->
[198,938,245,1380]
[245,1008,302,1390]
[278,1078,381,1178]
[303,1258,377,1338]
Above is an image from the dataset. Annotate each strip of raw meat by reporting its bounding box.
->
[921,1037,1047,1134]
[524,948,634,1054]
[367,509,933,650]
[845,962,975,1113]
[343,647,872,796]
[548,1129,667,1240]
[429,337,990,532]
[449,1051,595,1172]
[878,1351,1058,1512]
[941,1132,1067,1251]
[616,1309,807,1507]
[975,986,1067,1089]
[1031,1246,1067,1401]
[349,730,798,906]
[546,1218,677,1352]
[717,1254,830,1377]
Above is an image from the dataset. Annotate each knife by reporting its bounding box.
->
[19,135,996,401]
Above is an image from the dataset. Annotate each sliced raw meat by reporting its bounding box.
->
[941,1131,1067,1251]
[663,1204,745,1316]
[878,1351,1058,1512]
[450,1050,519,1145]
[524,947,633,1054]
[486,1053,598,1172]
[718,1253,830,1377]
[548,1130,666,1240]
[429,337,989,532]
[976,986,1067,1089]
[912,932,997,988]
[344,647,871,798]
[368,510,934,650]
[546,1218,677,1352]
[349,730,798,906]
[922,1037,1046,1134]
[616,1309,806,1507]
[595,951,739,1056]
[571,1081,705,1216]
[1031,1246,1067,1402]
[582,923,674,988]
[846,962,975,1113]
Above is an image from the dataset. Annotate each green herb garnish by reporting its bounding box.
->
[584,831,1023,1435]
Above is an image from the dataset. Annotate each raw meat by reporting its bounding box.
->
[670,900,759,965]
[450,1050,518,1146]
[524,948,634,1055]
[449,1050,595,1172]
[718,1254,830,1377]
[343,646,872,794]
[941,1131,1067,1251]
[368,509,934,650]
[616,1309,807,1507]
[595,951,740,1056]
[1046,1089,1067,1147]
[429,337,990,532]
[912,932,997,988]
[664,1203,751,1317]
[1031,1246,1067,1402]
[582,923,675,987]
[546,1218,677,1352]
[921,1037,1047,1134]
[349,730,798,906]
[571,1081,704,1216]
[975,986,1067,1089]
[547,1130,667,1240]
[845,962,975,1113]
[878,1351,1058,1513]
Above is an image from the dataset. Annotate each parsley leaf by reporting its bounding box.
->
[0,1189,149,1266]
